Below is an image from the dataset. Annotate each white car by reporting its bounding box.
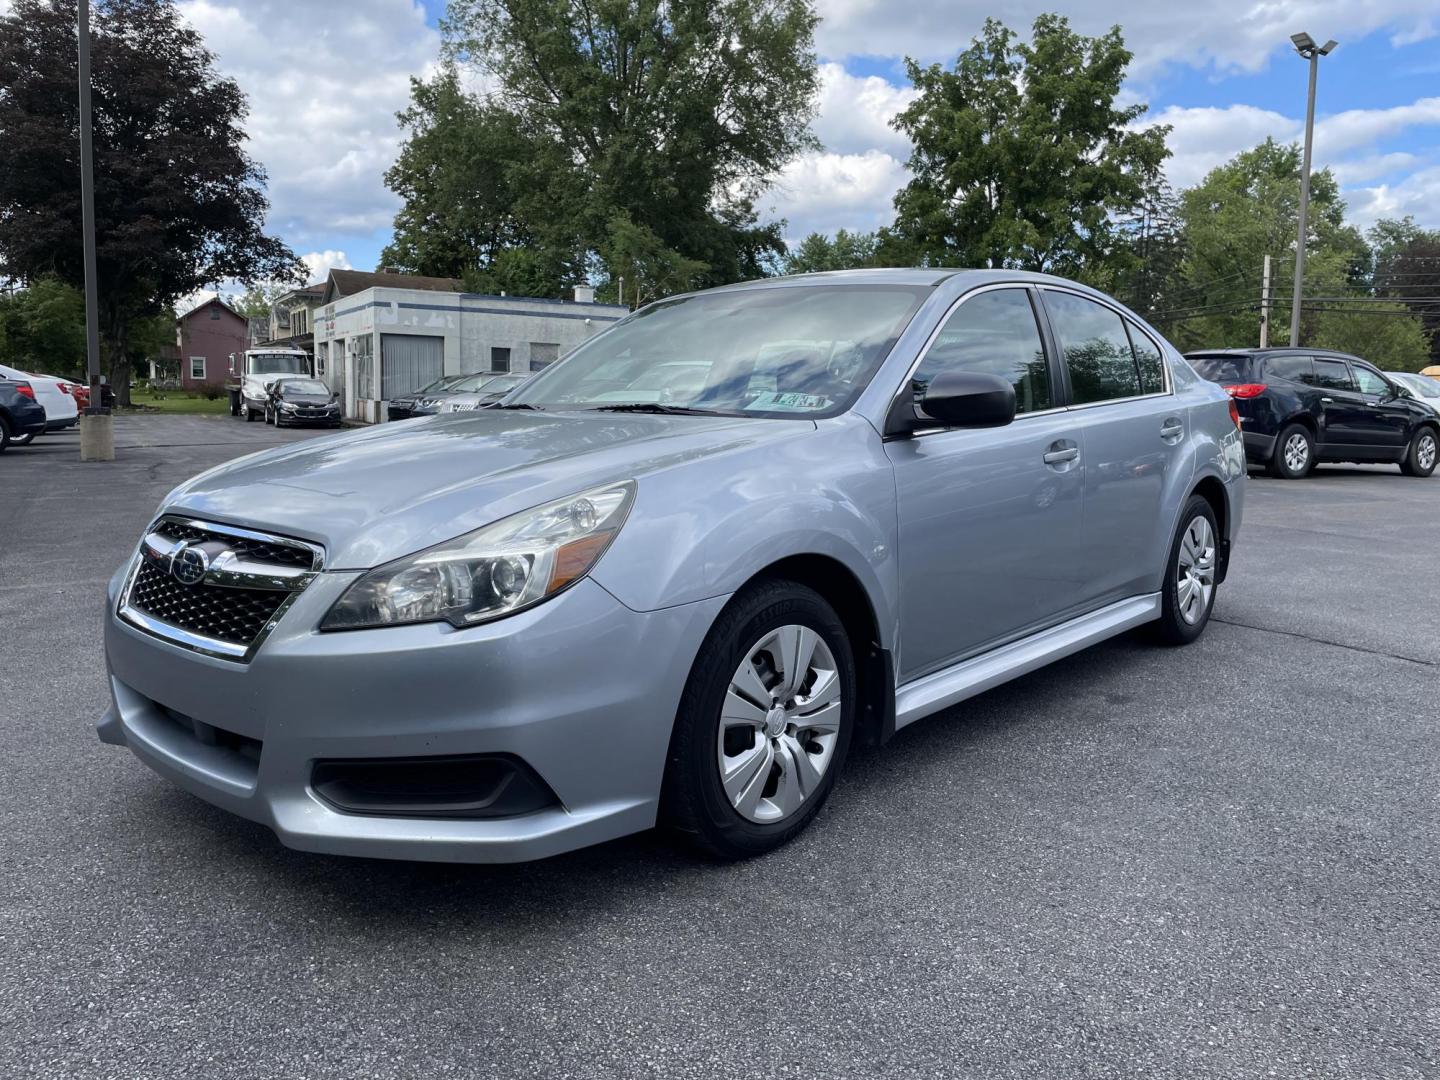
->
[1393,371,1440,416]
[0,362,79,443]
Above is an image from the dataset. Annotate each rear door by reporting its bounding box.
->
[1306,356,1368,449]
[1038,287,1185,609]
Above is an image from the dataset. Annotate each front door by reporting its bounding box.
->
[885,286,1084,681]
[1310,356,1370,449]
[1349,363,1411,451]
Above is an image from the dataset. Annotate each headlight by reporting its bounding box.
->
[320,481,636,631]
[279,401,298,412]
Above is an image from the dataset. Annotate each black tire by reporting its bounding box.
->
[244,405,255,422]
[661,579,856,860]
[11,430,34,446]
[1267,422,1313,479]
[0,414,10,453]
[1400,426,1438,478]
[1153,494,1220,646]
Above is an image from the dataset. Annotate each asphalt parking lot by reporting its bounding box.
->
[2,415,1437,1079]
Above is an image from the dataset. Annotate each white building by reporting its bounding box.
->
[309,270,629,422]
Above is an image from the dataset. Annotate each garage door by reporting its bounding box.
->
[379,334,444,400]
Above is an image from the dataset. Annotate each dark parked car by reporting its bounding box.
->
[263,377,342,428]
[386,373,473,421]
[0,378,48,451]
[1187,348,1439,479]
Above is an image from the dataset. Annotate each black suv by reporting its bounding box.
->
[1187,348,1439,479]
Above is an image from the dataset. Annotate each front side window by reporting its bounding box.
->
[508,285,928,418]
[1043,291,1143,404]
[1352,366,1391,396]
[911,288,1051,414]
[1308,358,1355,392]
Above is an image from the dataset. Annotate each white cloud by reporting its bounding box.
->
[300,250,353,283]
[765,150,909,241]
[1347,166,1440,229]
[1144,105,1299,190]
[177,0,439,260]
[812,62,917,157]
[813,0,1439,78]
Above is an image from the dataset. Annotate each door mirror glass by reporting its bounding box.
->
[918,371,1017,428]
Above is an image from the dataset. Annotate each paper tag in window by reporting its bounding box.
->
[747,391,829,411]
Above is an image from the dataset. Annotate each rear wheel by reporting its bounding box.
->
[0,414,10,452]
[662,580,855,859]
[1400,427,1438,478]
[1153,494,1220,646]
[11,430,34,446]
[1268,422,1313,479]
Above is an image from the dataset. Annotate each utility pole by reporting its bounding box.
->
[1288,32,1337,349]
[1259,254,1272,348]
[77,0,113,461]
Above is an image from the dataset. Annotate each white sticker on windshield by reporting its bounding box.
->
[747,391,830,411]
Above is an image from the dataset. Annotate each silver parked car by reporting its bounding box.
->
[98,270,1246,862]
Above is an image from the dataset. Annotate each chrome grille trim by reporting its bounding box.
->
[118,515,325,663]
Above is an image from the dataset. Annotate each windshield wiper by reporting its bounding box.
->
[492,402,541,410]
[588,402,721,416]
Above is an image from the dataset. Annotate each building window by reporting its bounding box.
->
[189,356,206,380]
[530,342,560,370]
[489,347,511,373]
[353,336,376,400]
[316,342,327,376]
[209,307,220,320]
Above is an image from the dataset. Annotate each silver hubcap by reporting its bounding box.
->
[718,624,842,824]
[1283,432,1309,473]
[1177,515,1217,626]
[1418,434,1436,471]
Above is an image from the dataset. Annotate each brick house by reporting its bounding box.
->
[177,298,247,392]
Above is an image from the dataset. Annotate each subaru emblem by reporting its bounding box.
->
[170,541,210,586]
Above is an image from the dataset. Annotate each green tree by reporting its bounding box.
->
[783,229,880,274]
[600,213,709,307]
[1167,139,1366,351]
[395,0,821,298]
[228,282,289,319]
[1367,217,1440,366]
[1310,303,1430,371]
[885,15,1169,275]
[0,0,300,404]
[0,277,87,377]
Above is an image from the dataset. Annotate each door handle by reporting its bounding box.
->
[1042,446,1079,465]
[1160,418,1184,441]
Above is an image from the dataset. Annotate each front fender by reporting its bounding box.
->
[591,416,900,650]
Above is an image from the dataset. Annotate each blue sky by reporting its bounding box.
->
[173,0,1440,287]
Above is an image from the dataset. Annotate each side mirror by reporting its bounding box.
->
[887,371,1017,435]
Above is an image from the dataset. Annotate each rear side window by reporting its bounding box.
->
[1188,355,1251,383]
[1264,354,1312,383]
[913,288,1052,415]
[1126,323,1165,394]
[1308,358,1356,392]
[1043,292,1142,404]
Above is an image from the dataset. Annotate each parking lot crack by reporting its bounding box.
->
[1211,616,1436,667]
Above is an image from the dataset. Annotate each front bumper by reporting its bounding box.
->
[101,564,727,862]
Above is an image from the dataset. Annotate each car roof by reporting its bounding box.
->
[704,267,1152,293]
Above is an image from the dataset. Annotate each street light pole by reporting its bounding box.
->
[77,0,114,461]
[1287,32,1337,349]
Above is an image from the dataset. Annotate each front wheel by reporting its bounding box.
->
[1401,427,1438,478]
[661,580,855,859]
[0,414,10,452]
[1153,494,1220,646]
[244,405,256,422]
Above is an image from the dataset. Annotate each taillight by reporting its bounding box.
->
[14,382,35,399]
[57,381,74,395]
[1229,399,1242,428]
[1224,383,1267,399]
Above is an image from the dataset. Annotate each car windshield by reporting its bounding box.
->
[447,373,497,394]
[416,374,466,395]
[1188,355,1251,383]
[1399,374,1440,399]
[478,375,526,396]
[250,353,309,375]
[507,284,929,418]
[278,378,329,395]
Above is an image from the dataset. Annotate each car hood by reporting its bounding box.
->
[165,410,810,568]
[279,393,335,406]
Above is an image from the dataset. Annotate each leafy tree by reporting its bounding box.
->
[398,0,821,298]
[1166,139,1367,351]
[0,0,300,404]
[0,276,87,377]
[1367,217,1440,366]
[1310,303,1430,372]
[884,15,1169,276]
[228,282,289,319]
[600,213,709,308]
[783,229,880,274]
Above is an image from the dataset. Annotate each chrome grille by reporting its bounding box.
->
[118,517,323,661]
